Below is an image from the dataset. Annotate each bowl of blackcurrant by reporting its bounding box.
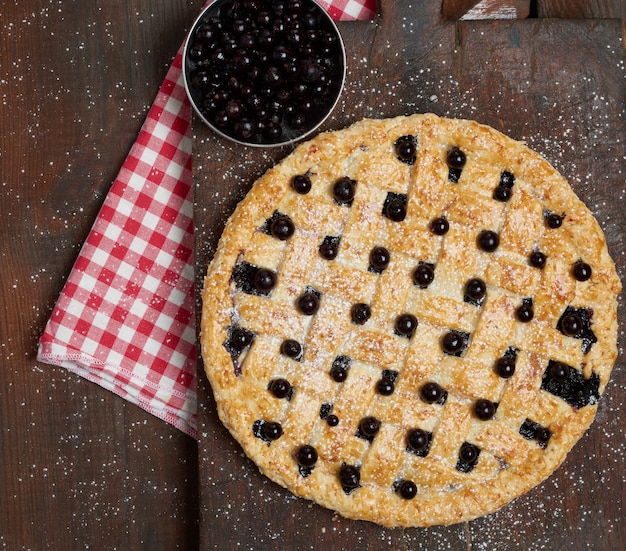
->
[183,0,346,147]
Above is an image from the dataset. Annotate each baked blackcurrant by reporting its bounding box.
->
[333,177,356,204]
[292,173,312,194]
[495,357,516,379]
[572,261,592,282]
[420,382,443,404]
[474,399,497,421]
[296,445,318,467]
[397,479,417,500]
[413,264,435,288]
[447,147,466,169]
[271,216,295,240]
[430,217,449,235]
[254,268,276,292]
[351,303,371,325]
[370,246,390,271]
[395,313,418,337]
[477,230,499,252]
[529,251,547,269]
[269,378,292,399]
[297,292,320,315]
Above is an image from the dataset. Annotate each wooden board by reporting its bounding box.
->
[442,0,531,20]
[193,2,625,548]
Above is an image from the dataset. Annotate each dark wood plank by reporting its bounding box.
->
[536,0,622,18]
[443,0,623,22]
[442,0,484,19]
[446,18,626,550]
[0,1,203,549]
[443,0,530,20]
[194,1,625,549]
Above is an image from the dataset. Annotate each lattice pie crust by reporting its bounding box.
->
[200,114,621,527]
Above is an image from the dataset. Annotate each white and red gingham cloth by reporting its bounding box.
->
[37,1,376,440]
[317,0,376,20]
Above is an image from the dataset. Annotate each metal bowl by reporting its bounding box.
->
[183,0,346,147]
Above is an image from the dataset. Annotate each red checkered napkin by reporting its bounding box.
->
[317,0,377,20]
[38,51,198,437]
[37,0,377,440]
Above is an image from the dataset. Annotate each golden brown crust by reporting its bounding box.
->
[200,114,621,527]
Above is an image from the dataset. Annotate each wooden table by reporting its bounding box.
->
[1,2,204,549]
[1,1,624,549]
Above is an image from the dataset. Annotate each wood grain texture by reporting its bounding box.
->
[194,1,625,549]
[443,0,530,20]
[442,0,484,19]
[461,0,531,20]
[0,1,203,549]
[536,0,622,19]
[2,0,624,549]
